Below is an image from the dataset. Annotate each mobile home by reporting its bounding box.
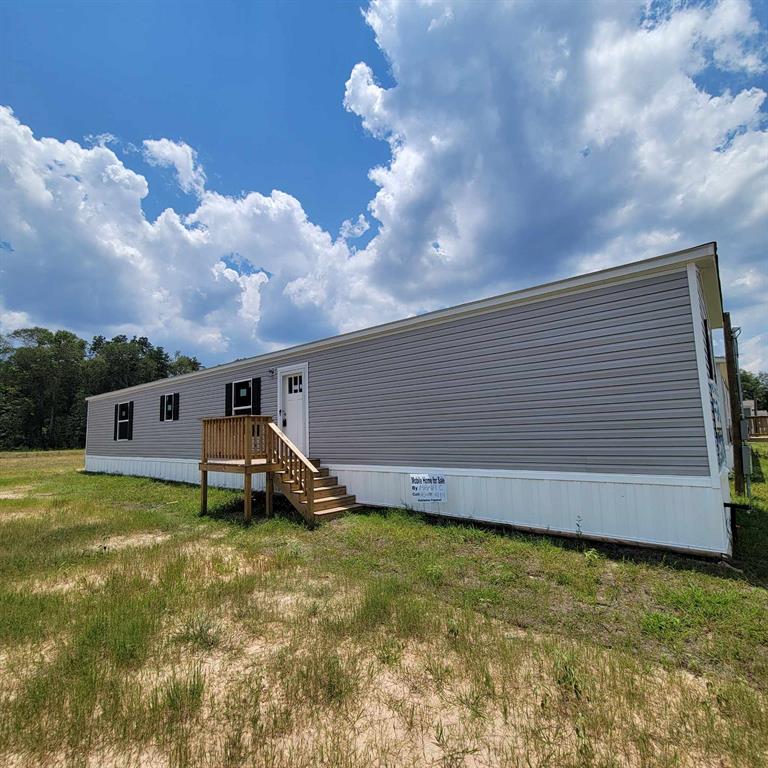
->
[85,242,733,556]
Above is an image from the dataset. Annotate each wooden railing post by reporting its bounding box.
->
[306,464,314,521]
[243,417,252,469]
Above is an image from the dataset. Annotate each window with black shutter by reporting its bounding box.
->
[226,378,261,415]
[233,379,251,413]
[160,393,180,421]
[114,401,133,440]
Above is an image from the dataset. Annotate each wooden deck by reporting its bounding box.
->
[199,457,274,472]
[199,415,360,524]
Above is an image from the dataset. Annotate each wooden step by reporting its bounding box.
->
[313,493,356,512]
[314,503,362,521]
[270,463,358,523]
[314,484,346,500]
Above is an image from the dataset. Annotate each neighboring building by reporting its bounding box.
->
[743,399,756,417]
[85,242,733,556]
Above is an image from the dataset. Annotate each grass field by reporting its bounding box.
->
[0,446,766,767]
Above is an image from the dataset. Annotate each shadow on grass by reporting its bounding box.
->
[201,491,310,528]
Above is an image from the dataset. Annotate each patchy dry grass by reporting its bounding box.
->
[0,447,766,767]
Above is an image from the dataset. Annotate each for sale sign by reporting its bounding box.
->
[409,473,447,502]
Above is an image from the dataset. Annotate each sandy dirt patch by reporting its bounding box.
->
[88,532,170,552]
[0,486,33,500]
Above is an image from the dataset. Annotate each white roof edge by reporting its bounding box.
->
[86,241,720,401]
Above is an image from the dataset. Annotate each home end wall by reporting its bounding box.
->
[689,264,731,507]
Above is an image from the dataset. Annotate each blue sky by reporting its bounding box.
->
[1,1,390,234]
[0,0,766,370]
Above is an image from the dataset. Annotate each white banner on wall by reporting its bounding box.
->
[410,473,447,502]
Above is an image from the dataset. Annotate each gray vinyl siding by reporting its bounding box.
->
[86,269,710,475]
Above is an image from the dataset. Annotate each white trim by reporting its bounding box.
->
[687,264,721,483]
[163,392,176,423]
[324,463,721,488]
[86,243,720,402]
[276,362,310,455]
[83,456,720,488]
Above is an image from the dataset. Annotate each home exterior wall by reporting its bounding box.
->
[86,269,709,475]
[85,261,732,556]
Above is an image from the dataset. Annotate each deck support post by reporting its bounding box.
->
[200,470,208,516]
[243,472,252,522]
[266,471,274,517]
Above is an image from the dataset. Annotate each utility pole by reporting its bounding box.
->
[723,312,745,495]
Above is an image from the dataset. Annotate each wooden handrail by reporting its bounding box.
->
[266,422,317,473]
[266,422,317,520]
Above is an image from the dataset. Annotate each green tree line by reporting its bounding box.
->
[741,369,768,412]
[0,328,202,450]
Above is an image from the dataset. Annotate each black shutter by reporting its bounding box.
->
[127,401,134,440]
[113,404,118,441]
[173,392,180,421]
[225,383,233,416]
[251,378,261,415]
[160,394,166,421]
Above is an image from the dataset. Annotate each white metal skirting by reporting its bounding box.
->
[84,455,265,492]
[84,455,731,556]
[328,464,731,557]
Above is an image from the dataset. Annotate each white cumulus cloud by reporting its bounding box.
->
[143,138,206,197]
[0,0,766,370]
[339,213,370,240]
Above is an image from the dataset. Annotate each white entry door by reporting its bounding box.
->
[278,366,307,453]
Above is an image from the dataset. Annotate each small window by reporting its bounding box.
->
[160,393,180,422]
[225,378,260,416]
[288,374,302,394]
[232,379,252,414]
[115,401,133,441]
